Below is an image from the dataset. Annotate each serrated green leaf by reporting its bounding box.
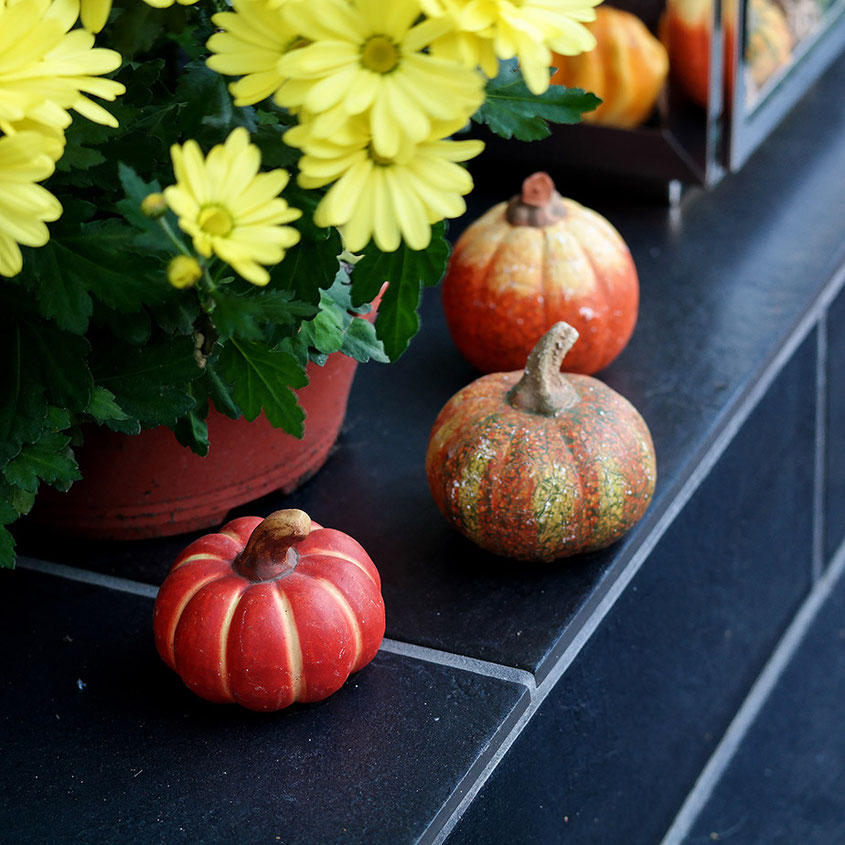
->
[270,190,343,304]
[211,289,316,341]
[350,222,450,360]
[0,324,49,464]
[91,336,201,430]
[173,409,210,457]
[85,386,129,423]
[204,356,241,420]
[299,295,345,356]
[473,61,601,141]
[0,525,15,568]
[7,484,35,518]
[46,406,72,431]
[24,324,92,413]
[219,339,307,437]
[56,144,106,172]
[339,317,389,364]
[3,431,80,494]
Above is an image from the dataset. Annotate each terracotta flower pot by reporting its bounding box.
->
[33,353,360,540]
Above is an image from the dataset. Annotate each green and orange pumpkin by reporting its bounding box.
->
[441,172,639,376]
[426,323,656,562]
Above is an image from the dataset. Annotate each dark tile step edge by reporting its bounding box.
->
[14,258,845,845]
[658,531,845,845]
[526,256,845,688]
[13,557,537,845]
[417,258,845,844]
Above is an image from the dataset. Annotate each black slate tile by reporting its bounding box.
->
[0,569,528,845]
[446,332,817,845]
[826,282,845,565]
[684,565,845,844]
[16,57,845,679]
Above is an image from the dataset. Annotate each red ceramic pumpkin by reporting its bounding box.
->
[441,172,639,376]
[153,509,385,711]
[426,323,656,562]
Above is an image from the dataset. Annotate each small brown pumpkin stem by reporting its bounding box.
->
[508,323,580,416]
[234,508,312,582]
[505,172,568,227]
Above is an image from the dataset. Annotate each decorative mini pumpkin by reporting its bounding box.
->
[441,172,638,376]
[153,509,385,711]
[426,323,656,562]
[660,0,793,107]
[550,6,669,128]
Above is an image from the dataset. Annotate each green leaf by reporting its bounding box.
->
[56,144,106,172]
[473,60,601,141]
[351,222,450,360]
[299,295,345,357]
[270,189,343,305]
[173,410,210,457]
[211,289,316,341]
[2,431,81,494]
[0,525,15,568]
[25,325,93,413]
[0,323,49,464]
[218,339,308,437]
[85,386,129,423]
[204,355,241,420]
[91,336,202,432]
[339,317,389,364]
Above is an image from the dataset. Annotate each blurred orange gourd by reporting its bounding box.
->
[550,5,669,128]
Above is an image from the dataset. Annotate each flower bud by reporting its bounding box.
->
[167,255,202,289]
[141,192,168,219]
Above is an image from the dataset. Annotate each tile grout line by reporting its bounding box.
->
[423,259,845,845]
[15,556,536,691]
[812,310,828,582]
[379,639,536,692]
[17,557,160,599]
[660,531,845,845]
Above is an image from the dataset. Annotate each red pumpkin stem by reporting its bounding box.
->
[505,172,568,227]
[508,322,580,416]
[234,508,312,582]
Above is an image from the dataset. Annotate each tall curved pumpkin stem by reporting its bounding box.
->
[508,322,580,416]
[234,508,312,582]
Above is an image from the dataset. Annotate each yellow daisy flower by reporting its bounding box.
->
[0,131,62,278]
[206,0,310,107]
[0,0,125,130]
[277,0,485,158]
[421,0,600,93]
[287,116,484,253]
[163,127,302,287]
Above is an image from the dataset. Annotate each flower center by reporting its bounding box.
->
[361,35,399,73]
[197,205,234,237]
[367,145,395,166]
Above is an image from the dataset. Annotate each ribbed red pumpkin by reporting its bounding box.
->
[153,509,385,711]
[426,323,656,562]
[442,172,639,376]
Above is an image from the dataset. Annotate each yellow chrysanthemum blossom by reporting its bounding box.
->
[206,0,311,107]
[277,0,485,158]
[0,0,125,130]
[163,128,302,286]
[0,131,62,277]
[287,116,483,253]
[420,0,601,94]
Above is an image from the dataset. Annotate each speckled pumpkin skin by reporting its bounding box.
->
[425,372,657,561]
[441,199,639,375]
